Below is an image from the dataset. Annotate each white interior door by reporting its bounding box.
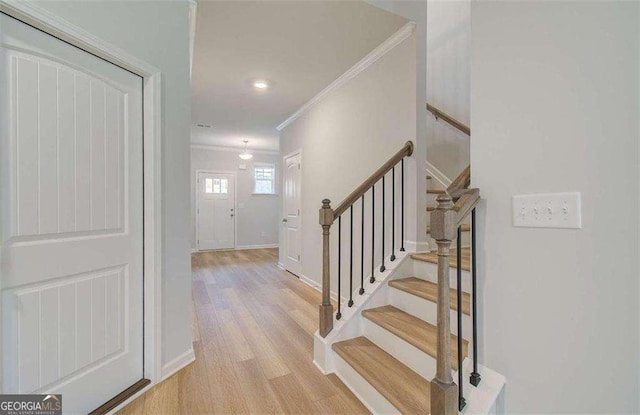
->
[197,172,235,250]
[0,14,144,413]
[283,153,302,276]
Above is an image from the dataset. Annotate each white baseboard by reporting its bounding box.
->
[235,243,279,250]
[277,262,285,270]
[192,244,278,253]
[161,348,195,381]
[425,160,452,188]
[299,273,345,303]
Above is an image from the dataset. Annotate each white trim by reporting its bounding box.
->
[195,170,238,251]
[235,243,278,250]
[425,159,452,188]
[191,143,279,155]
[276,21,416,131]
[0,0,165,389]
[160,347,196,380]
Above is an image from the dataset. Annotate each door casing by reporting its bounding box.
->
[195,170,237,251]
[282,149,302,276]
[0,0,165,399]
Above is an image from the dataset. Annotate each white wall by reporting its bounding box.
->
[32,1,193,370]
[191,147,279,250]
[279,33,417,294]
[471,1,639,413]
[426,0,470,180]
[366,0,428,246]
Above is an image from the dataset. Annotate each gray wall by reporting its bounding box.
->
[191,147,279,249]
[471,1,639,412]
[33,1,193,369]
[279,33,417,292]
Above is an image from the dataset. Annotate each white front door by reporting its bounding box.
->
[197,172,235,250]
[0,13,144,413]
[283,153,302,276]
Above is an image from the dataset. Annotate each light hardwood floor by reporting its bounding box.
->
[117,248,368,415]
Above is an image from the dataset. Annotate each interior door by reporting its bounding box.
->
[283,153,302,276]
[197,172,235,250]
[0,13,144,413]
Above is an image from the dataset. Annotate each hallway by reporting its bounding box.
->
[118,249,368,414]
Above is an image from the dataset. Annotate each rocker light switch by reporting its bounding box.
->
[512,192,582,229]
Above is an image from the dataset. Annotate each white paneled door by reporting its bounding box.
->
[0,14,144,413]
[283,153,302,276]
[197,172,235,250]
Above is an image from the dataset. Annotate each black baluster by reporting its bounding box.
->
[400,158,405,252]
[336,215,342,320]
[457,225,466,411]
[349,205,354,307]
[370,184,375,283]
[470,208,481,386]
[380,175,386,272]
[391,167,396,261]
[359,195,365,295]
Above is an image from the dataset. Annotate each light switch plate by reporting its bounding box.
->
[512,192,582,229]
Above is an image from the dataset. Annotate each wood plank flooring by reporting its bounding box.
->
[117,248,368,415]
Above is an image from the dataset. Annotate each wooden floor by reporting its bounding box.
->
[118,248,368,415]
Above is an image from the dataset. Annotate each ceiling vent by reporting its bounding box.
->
[196,123,211,128]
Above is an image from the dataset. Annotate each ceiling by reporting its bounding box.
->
[191,0,408,151]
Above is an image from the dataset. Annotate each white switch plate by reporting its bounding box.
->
[512,192,582,229]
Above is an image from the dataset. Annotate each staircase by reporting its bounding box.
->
[313,123,505,413]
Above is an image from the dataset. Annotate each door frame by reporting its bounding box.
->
[281,149,302,275]
[195,170,237,251]
[0,0,165,393]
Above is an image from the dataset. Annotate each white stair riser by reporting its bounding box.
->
[389,288,472,340]
[412,260,473,293]
[333,352,400,415]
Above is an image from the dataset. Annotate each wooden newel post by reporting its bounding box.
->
[319,199,335,337]
[429,193,459,415]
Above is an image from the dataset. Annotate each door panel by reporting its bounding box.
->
[0,14,143,413]
[283,153,302,276]
[197,172,235,250]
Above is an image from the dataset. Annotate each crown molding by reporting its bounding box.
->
[190,143,279,155]
[276,21,416,132]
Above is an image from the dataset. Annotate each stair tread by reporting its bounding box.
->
[411,249,471,272]
[333,336,431,414]
[427,189,446,194]
[426,224,470,232]
[389,277,470,315]
[362,305,468,370]
[426,205,436,211]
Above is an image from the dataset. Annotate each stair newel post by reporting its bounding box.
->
[319,199,335,337]
[430,193,459,415]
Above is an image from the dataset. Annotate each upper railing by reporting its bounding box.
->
[319,141,414,337]
[427,103,471,136]
[427,108,482,414]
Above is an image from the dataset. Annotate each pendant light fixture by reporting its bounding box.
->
[239,140,253,160]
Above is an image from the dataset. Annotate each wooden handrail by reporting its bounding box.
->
[427,103,470,136]
[318,140,414,338]
[333,141,414,218]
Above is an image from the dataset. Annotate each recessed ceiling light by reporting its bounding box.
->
[253,80,269,90]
